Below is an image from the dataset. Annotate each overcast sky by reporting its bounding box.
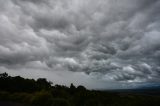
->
[0,0,160,89]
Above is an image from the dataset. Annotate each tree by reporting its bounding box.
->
[77,85,86,91]
[37,78,52,90]
[0,72,8,79]
[70,83,76,89]
[70,83,76,95]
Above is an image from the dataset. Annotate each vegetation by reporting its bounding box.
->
[0,72,160,106]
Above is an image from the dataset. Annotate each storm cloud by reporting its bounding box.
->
[0,0,160,89]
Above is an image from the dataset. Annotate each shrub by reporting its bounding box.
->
[31,91,53,106]
[51,98,70,106]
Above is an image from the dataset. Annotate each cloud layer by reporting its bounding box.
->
[0,0,160,89]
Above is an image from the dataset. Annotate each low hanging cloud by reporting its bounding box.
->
[0,0,160,89]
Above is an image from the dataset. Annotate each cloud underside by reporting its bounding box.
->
[0,0,160,89]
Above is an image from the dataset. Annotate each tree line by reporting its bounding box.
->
[0,72,160,106]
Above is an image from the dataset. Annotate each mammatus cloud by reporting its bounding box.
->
[0,0,160,89]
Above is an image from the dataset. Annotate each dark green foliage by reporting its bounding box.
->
[0,72,8,78]
[1,72,160,106]
[36,78,52,90]
[0,73,52,93]
[51,98,70,106]
[77,85,86,91]
[31,91,53,106]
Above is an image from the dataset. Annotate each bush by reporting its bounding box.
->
[10,93,32,103]
[0,91,10,100]
[31,91,53,106]
[51,98,70,106]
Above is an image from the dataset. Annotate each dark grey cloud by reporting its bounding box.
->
[0,0,160,89]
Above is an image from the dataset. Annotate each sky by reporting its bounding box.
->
[0,0,160,89]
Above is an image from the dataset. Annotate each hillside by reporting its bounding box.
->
[1,72,160,106]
